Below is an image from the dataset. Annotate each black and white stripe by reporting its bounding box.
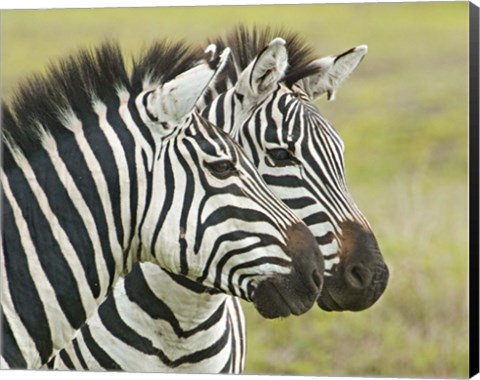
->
[203,27,389,314]
[49,26,389,373]
[1,39,323,370]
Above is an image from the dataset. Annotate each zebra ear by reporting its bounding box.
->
[146,46,230,126]
[294,45,367,101]
[236,38,288,100]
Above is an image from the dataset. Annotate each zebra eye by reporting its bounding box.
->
[267,148,293,165]
[205,160,237,179]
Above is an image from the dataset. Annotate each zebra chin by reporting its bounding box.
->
[251,222,324,319]
[252,273,321,318]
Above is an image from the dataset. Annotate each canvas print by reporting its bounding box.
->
[0,1,472,378]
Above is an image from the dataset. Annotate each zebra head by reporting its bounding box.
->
[202,28,389,312]
[134,44,324,319]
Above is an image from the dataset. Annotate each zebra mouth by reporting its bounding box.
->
[316,287,344,312]
[249,222,324,319]
[252,275,319,319]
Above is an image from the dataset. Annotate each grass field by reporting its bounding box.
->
[1,2,470,378]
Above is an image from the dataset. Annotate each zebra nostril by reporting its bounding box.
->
[345,264,372,290]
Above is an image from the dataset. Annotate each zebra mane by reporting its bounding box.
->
[207,25,319,94]
[2,39,202,164]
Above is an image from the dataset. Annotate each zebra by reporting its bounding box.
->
[49,27,389,373]
[0,39,325,369]
[203,26,389,312]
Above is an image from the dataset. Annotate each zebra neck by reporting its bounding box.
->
[115,263,230,351]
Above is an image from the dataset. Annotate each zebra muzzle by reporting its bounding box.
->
[252,222,324,319]
[317,221,389,312]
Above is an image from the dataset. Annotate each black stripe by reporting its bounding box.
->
[248,44,270,88]
[82,325,122,370]
[208,92,226,128]
[299,138,348,221]
[228,255,291,299]
[2,192,53,364]
[262,173,303,188]
[263,92,282,145]
[316,231,336,246]
[220,354,232,373]
[198,113,231,153]
[302,211,331,226]
[234,90,244,104]
[149,145,174,258]
[54,127,117,291]
[98,291,161,356]
[128,95,156,147]
[240,121,260,167]
[142,91,159,122]
[201,87,214,107]
[176,140,197,276]
[221,309,234,373]
[311,124,346,192]
[301,162,348,224]
[197,229,281,285]
[188,303,226,336]
[123,265,223,339]
[103,268,232,368]
[5,154,87,331]
[177,319,231,366]
[136,149,154,257]
[254,110,263,152]
[283,95,306,142]
[124,266,184,337]
[232,298,245,365]
[81,109,124,253]
[106,97,138,267]
[58,349,76,370]
[217,240,278,290]
[229,92,236,132]
[29,141,101,299]
[73,338,89,370]
[197,205,279,250]
[282,196,316,210]
[46,358,54,369]
[164,270,211,294]
[1,308,28,368]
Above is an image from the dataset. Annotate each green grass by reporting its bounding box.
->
[241,175,468,377]
[0,2,470,378]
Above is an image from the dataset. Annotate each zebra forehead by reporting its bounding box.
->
[249,88,336,144]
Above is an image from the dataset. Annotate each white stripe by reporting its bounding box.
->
[39,131,111,300]
[305,134,353,222]
[65,113,125,273]
[6,149,98,316]
[92,99,131,249]
[73,329,102,370]
[117,88,152,261]
[0,355,10,369]
[0,234,40,368]
[1,170,73,367]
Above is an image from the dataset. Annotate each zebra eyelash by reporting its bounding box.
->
[204,159,238,179]
[265,147,300,167]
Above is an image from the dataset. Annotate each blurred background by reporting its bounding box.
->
[1,2,469,378]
